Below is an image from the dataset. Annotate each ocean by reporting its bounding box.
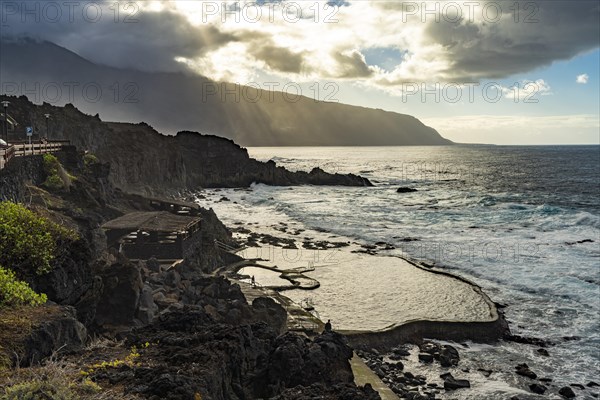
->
[195,145,600,399]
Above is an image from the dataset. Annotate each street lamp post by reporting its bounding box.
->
[1,101,9,143]
[44,114,50,141]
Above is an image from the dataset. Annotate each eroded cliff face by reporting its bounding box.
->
[1,96,371,195]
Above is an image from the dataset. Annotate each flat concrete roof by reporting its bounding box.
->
[102,211,201,233]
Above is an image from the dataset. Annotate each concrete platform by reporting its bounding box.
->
[351,353,400,400]
[237,281,323,334]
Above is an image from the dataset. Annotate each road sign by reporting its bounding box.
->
[26,127,33,137]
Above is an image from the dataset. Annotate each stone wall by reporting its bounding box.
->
[0,155,45,202]
[342,259,510,350]
[344,317,509,352]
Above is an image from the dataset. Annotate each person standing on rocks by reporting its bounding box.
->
[324,319,332,332]
[251,275,256,287]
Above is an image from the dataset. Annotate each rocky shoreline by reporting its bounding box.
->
[1,103,598,398]
[189,189,600,400]
[0,144,381,399]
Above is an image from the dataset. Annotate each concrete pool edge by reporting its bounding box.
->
[339,257,509,351]
[222,251,509,350]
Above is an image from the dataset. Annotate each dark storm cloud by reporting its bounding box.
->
[1,0,237,73]
[1,0,598,82]
[424,0,600,81]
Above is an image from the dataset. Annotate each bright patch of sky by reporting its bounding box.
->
[362,48,408,73]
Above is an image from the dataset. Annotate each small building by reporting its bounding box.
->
[0,114,18,130]
[0,114,19,133]
[102,211,202,260]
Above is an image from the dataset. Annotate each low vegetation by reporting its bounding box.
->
[0,338,146,399]
[0,267,47,307]
[83,153,99,168]
[42,154,74,191]
[0,202,77,276]
[0,361,104,400]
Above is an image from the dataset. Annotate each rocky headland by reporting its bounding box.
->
[1,95,372,196]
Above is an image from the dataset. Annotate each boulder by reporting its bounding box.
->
[397,187,418,193]
[9,305,87,367]
[529,384,547,394]
[440,345,460,367]
[252,297,287,334]
[94,262,143,328]
[31,239,93,305]
[515,363,538,379]
[559,386,576,398]
[443,374,471,390]
[537,348,550,356]
[136,284,158,325]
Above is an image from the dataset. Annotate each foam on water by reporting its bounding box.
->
[195,145,599,396]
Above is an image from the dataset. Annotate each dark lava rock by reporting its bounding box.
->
[559,386,576,398]
[28,236,94,307]
[95,261,143,329]
[443,374,471,390]
[571,383,585,390]
[272,383,381,399]
[419,341,440,356]
[418,353,434,363]
[515,363,538,379]
[19,306,87,367]
[397,187,418,193]
[537,348,550,356]
[587,381,600,388]
[251,297,287,334]
[392,346,408,355]
[85,271,369,400]
[504,333,551,347]
[440,345,460,367]
[529,384,547,394]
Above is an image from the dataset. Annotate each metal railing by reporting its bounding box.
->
[0,140,71,171]
[214,239,247,254]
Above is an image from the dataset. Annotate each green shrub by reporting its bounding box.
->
[0,267,47,307]
[83,153,99,167]
[43,174,65,191]
[0,202,77,276]
[42,154,74,191]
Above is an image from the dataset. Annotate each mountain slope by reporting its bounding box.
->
[0,38,452,146]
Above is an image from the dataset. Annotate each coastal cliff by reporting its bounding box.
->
[1,95,372,195]
[0,147,380,400]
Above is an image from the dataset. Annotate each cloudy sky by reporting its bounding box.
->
[1,0,599,144]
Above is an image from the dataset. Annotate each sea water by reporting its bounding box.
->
[195,145,599,398]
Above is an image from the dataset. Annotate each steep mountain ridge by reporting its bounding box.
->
[0,38,452,146]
